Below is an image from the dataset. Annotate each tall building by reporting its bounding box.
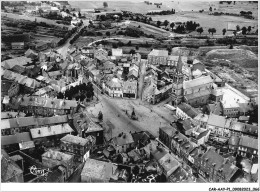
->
[171,55,184,106]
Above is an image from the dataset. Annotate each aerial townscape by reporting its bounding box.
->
[1,0,258,184]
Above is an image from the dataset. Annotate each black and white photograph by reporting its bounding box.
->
[1,0,259,191]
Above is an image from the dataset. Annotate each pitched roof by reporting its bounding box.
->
[18,96,78,110]
[229,122,244,132]
[1,112,26,119]
[123,80,137,91]
[197,130,210,140]
[112,48,123,57]
[194,113,209,123]
[207,114,226,128]
[183,75,213,90]
[85,121,104,133]
[148,49,168,57]
[60,134,89,146]
[239,135,258,149]
[238,103,253,113]
[30,124,73,139]
[222,162,239,182]
[81,158,113,181]
[1,115,68,129]
[42,149,74,162]
[1,57,32,69]
[106,78,122,88]
[1,149,23,182]
[128,70,138,78]
[1,132,32,146]
[158,152,180,176]
[207,102,223,115]
[202,148,224,170]
[112,132,134,146]
[228,136,240,146]
[243,124,258,135]
[177,103,199,118]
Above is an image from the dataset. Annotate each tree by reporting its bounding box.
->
[163,20,169,28]
[78,11,81,18]
[247,26,252,32]
[103,2,108,8]
[241,26,247,35]
[129,49,136,54]
[208,28,216,35]
[170,22,175,31]
[196,27,203,35]
[156,20,161,27]
[236,25,240,31]
[127,41,132,46]
[209,6,212,11]
[132,165,140,175]
[222,28,227,35]
[106,31,111,36]
[135,45,139,50]
[98,111,103,121]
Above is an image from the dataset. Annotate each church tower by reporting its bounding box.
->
[170,55,184,106]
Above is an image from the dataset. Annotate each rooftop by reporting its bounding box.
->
[239,135,258,150]
[111,132,134,146]
[149,49,168,57]
[183,75,213,90]
[2,57,32,69]
[177,103,199,118]
[81,158,112,181]
[158,153,180,176]
[30,124,73,139]
[42,149,74,162]
[207,114,226,128]
[1,132,32,146]
[60,134,90,146]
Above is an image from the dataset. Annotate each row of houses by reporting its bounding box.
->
[159,126,241,182]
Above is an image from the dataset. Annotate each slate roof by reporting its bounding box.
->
[1,132,32,146]
[1,115,68,129]
[207,102,223,115]
[207,114,226,128]
[183,75,213,90]
[30,124,73,139]
[85,121,103,133]
[106,78,122,88]
[177,103,199,118]
[1,112,26,119]
[60,134,89,146]
[1,57,32,69]
[202,148,224,171]
[128,70,138,78]
[123,80,137,92]
[111,132,134,146]
[81,158,113,181]
[239,135,258,150]
[158,152,180,176]
[1,149,23,182]
[149,49,168,57]
[18,96,78,110]
[228,136,240,146]
[197,130,210,140]
[194,113,209,123]
[42,149,73,162]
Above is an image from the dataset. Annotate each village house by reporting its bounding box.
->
[1,57,32,70]
[81,158,116,183]
[30,123,74,148]
[17,96,78,117]
[147,49,168,66]
[1,111,26,119]
[237,135,258,159]
[179,140,198,165]
[1,149,24,183]
[192,129,211,146]
[42,149,74,181]
[193,113,209,128]
[112,48,123,57]
[1,115,69,136]
[103,77,123,98]
[60,134,91,163]
[122,80,137,99]
[228,135,240,154]
[11,42,25,50]
[94,45,108,58]
[228,122,258,138]
[83,121,104,145]
[111,132,135,154]
[221,99,240,118]
[206,114,228,137]
[176,103,199,120]
[197,147,240,182]
[1,132,35,153]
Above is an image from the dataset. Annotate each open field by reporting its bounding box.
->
[152,13,258,36]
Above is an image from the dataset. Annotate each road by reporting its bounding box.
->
[56,23,87,58]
